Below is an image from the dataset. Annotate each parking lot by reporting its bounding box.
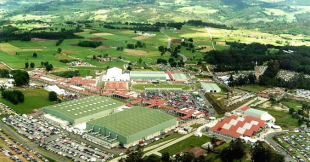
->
[41,136,114,162]
[275,129,310,162]
[0,129,49,162]
[4,115,61,141]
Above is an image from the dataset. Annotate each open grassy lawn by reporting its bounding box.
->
[281,101,302,111]
[256,108,299,130]
[146,133,184,148]
[0,89,56,114]
[236,84,270,93]
[159,135,211,155]
[131,83,191,91]
[190,123,202,128]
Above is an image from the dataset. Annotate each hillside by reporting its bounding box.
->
[1,0,310,35]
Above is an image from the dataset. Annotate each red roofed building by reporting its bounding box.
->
[105,82,128,90]
[209,115,265,140]
[241,106,250,111]
[187,147,207,158]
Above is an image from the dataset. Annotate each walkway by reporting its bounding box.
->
[205,27,215,50]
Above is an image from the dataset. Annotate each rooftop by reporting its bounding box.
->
[87,107,176,137]
[210,115,265,138]
[44,96,124,119]
[245,108,267,115]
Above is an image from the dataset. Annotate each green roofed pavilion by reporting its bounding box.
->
[86,107,177,145]
[130,71,167,81]
[172,73,187,81]
[43,96,124,125]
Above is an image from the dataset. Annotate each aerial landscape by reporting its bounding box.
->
[0,0,310,161]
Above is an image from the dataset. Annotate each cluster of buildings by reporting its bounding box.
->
[208,106,276,141]
[42,96,177,148]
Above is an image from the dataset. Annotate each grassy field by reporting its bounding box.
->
[0,89,56,114]
[131,83,191,90]
[281,99,303,111]
[255,108,299,130]
[236,84,270,93]
[159,135,211,155]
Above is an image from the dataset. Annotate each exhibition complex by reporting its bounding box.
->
[43,96,177,147]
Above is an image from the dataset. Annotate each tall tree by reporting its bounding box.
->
[25,62,29,69]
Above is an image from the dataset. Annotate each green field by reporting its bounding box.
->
[159,135,211,155]
[236,84,270,93]
[131,83,191,91]
[0,89,56,114]
[281,101,303,111]
[256,108,299,130]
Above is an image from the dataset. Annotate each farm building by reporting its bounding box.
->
[86,107,177,147]
[209,115,265,140]
[201,83,221,93]
[105,82,128,90]
[130,71,169,81]
[102,67,130,82]
[43,96,124,125]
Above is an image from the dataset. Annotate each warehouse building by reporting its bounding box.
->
[86,107,177,147]
[43,96,124,125]
[130,71,169,81]
[201,83,221,93]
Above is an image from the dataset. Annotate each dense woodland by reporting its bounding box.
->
[205,42,310,74]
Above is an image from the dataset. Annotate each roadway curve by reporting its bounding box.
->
[265,131,296,162]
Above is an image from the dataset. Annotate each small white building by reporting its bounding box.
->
[102,67,130,82]
[44,85,66,95]
[244,108,273,122]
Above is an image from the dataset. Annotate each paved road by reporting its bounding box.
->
[144,132,195,156]
[265,131,296,162]
[0,121,67,162]
[160,28,171,49]
[205,27,215,50]
[178,53,187,62]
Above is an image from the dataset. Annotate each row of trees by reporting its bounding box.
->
[1,90,24,105]
[25,62,35,69]
[127,41,146,49]
[78,41,102,48]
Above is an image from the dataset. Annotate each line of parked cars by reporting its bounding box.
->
[40,136,113,162]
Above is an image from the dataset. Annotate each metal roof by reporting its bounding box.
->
[87,107,176,137]
[43,96,124,119]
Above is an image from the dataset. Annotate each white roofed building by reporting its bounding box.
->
[102,67,130,82]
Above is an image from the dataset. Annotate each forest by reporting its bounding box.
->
[205,42,310,74]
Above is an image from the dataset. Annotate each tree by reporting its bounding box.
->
[12,70,29,86]
[57,48,62,53]
[127,66,132,71]
[251,141,284,162]
[25,62,29,69]
[92,55,97,60]
[228,74,234,87]
[143,154,161,162]
[41,61,44,66]
[161,152,170,162]
[119,145,144,162]
[48,91,58,101]
[221,138,246,162]
[30,62,35,68]
[289,108,295,114]
[33,52,37,58]
[138,58,142,64]
[46,64,53,71]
